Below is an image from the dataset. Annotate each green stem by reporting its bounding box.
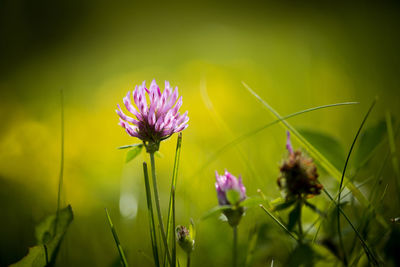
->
[172,186,176,267]
[233,225,238,267]
[105,208,129,267]
[142,163,160,267]
[150,152,172,266]
[298,201,303,242]
[187,253,191,267]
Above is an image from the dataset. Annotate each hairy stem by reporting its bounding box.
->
[233,225,238,267]
[150,152,172,265]
[187,253,191,267]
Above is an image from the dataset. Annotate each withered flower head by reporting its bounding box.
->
[277,131,323,199]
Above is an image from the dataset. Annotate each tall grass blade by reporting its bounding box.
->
[336,99,376,266]
[164,133,182,267]
[143,162,160,267]
[105,208,129,267]
[55,89,65,232]
[192,101,359,178]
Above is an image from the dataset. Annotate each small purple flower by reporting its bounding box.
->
[116,80,189,148]
[215,170,246,206]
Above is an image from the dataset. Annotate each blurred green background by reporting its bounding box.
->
[0,1,399,266]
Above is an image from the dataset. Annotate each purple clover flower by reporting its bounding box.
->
[215,170,246,206]
[116,80,189,148]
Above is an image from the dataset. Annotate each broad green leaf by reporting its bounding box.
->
[125,144,143,163]
[287,202,301,231]
[201,205,231,220]
[273,200,296,211]
[240,196,264,208]
[11,205,73,267]
[226,190,241,205]
[354,119,386,168]
[298,129,345,170]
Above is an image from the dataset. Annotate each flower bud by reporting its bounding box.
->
[215,170,247,227]
[176,225,194,254]
[215,171,246,206]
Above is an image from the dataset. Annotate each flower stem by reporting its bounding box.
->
[150,152,172,266]
[187,253,191,267]
[233,225,238,267]
[298,201,303,242]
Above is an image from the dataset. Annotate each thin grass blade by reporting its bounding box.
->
[323,189,379,266]
[336,99,376,265]
[105,208,129,267]
[55,89,65,232]
[191,100,358,178]
[164,133,182,267]
[259,205,299,242]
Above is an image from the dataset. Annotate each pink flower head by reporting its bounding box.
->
[215,170,246,206]
[116,80,189,146]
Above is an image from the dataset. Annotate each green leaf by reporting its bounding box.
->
[273,200,296,211]
[286,244,321,267]
[118,143,143,149]
[354,119,386,167]
[298,129,345,170]
[240,196,264,208]
[125,145,143,163]
[155,151,164,158]
[11,205,73,267]
[189,218,196,241]
[226,190,241,205]
[287,202,301,231]
[304,201,324,216]
[201,205,231,220]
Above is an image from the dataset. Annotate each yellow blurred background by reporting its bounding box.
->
[0,1,399,266]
